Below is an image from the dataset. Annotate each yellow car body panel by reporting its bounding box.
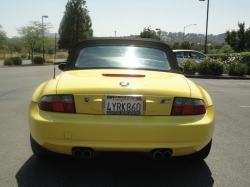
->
[29,101,214,156]
[185,79,213,107]
[29,69,215,157]
[31,73,64,103]
[55,69,190,115]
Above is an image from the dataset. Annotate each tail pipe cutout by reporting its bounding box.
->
[72,147,93,159]
[151,149,173,160]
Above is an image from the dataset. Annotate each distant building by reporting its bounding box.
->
[215,46,222,51]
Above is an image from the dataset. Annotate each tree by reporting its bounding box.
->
[58,0,93,53]
[219,45,234,54]
[170,42,180,49]
[0,45,9,54]
[225,22,250,52]
[9,43,23,53]
[44,37,57,55]
[137,26,160,40]
[179,41,195,49]
[17,21,52,63]
[207,45,218,54]
[0,25,7,43]
[192,44,204,52]
[201,45,218,54]
[245,28,250,51]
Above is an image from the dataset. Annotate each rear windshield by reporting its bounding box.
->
[75,46,170,71]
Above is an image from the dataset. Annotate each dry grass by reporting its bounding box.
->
[0,54,22,59]
[0,52,68,59]
[56,52,68,56]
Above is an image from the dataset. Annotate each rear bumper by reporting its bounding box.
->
[29,101,215,156]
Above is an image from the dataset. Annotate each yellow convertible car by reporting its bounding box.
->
[29,38,214,160]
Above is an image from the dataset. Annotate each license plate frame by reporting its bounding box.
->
[104,95,144,115]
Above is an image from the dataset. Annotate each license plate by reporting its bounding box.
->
[104,95,144,115]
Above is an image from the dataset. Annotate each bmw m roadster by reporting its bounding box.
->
[29,38,214,160]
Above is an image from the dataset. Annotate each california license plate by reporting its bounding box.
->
[104,95,144,115]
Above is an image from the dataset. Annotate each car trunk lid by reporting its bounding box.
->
[56,69,190,115]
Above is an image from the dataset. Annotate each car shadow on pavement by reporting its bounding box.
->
[16,152,214,187]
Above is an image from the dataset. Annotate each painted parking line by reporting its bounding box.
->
[239,106,250,107]
[207,90,250,92]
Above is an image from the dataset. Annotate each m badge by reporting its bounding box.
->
[160,99,171,104]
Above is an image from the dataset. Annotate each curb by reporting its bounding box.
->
[0,64,54,68]
[184,74,250,80]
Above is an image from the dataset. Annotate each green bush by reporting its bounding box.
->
[33,56,45,64]
[228,61,249,76]
[181,60,198,74]
[4,58,13,66]
[46,60,53,63]
[10,57,22,65]
[197,59,224,76]
[21,54,27,58]
[219,45,234,54]
[207,52,250,74]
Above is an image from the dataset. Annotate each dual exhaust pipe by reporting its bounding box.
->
[73,148,172,160]
[72,148,93,159]
[152,149,172,160]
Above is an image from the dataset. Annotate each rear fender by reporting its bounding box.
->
[185,79,213,107]
[31,73,64,103]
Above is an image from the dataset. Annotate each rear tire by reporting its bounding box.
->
[30,134,56,157]
[189,139,212,160]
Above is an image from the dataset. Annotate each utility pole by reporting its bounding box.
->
[42,15,48,61]
[76,0,79,42]
[205,0,209,54]
[199,0,209,54]
[55,33,57,60]
[115,31,116,37]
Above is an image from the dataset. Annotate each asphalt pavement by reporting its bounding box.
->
[0,65,249,187]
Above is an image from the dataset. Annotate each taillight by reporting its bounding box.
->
[171,98,206,115]
[39,95,76,113]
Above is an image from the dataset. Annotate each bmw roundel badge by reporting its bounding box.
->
[84,97,89,103]
[119,82,129,87]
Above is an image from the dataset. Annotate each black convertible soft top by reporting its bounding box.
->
[64,37,180,73]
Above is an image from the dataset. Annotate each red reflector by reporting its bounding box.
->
[102,74,145,77]
[63,103,76,113]
[182,106,194,115]
[39,101,53,111]
[53,103,64,112]
[172,105,183,115]
[194,105,206,114]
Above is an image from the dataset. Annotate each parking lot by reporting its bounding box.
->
[0,65,249,187]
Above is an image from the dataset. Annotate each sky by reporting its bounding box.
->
[0,0,250,38]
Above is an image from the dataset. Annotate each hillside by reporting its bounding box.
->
[160,32,226,45]
[123,32,227,46]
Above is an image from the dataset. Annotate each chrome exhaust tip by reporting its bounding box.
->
[82,150,92,159]
[72,149,82,158]
[163,151,172,160]
[153,151,163,160]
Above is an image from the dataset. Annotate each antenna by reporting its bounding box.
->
[53,33,56,79]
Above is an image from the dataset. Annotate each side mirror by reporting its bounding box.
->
[179,66,184,73]
[58,63,66,71]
